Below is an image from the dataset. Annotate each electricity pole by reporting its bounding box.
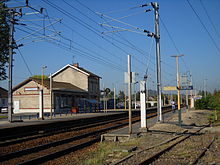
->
[171,54,184,126]
[152,2,162,122]
[8,10,15,122]
[4,1,44,122]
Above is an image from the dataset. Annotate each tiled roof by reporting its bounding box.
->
[51,64,101,78]
[13,77,87,93]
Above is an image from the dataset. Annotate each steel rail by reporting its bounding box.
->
[1,117,140,164]
[191,136,216,165]
[0,107,173,164]
[0,114,138,147]
[137,125,209,165]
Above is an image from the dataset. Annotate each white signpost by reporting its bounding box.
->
[39,89,44,120]
[140,81,148,132]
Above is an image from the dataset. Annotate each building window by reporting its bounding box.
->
[61,96,69,108]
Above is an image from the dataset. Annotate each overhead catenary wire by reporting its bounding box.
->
[41,0,130,63]
[17,48,33,76]
[199,0,220,40]
[19,0,175,87]
[60,4,147,73]
[41,0,148,72]
[16,7,127,72]
[65,0,160,75]
[159,16,190,72]
[24,7,127,69]
[70,0,156,74]
[16,26,125,72]
[186,0,220,54]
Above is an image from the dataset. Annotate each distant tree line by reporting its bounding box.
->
[195,90,220,110]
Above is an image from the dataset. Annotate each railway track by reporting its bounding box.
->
[0,114,138,147]
[0,115,141,164]
[113,124,213,165]
[0,112,131,142]
[0,107,173,164]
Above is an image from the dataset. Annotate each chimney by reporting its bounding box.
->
[73,63,79,68]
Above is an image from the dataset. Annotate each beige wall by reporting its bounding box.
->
[13,80,51,113]
[53,67,88,91]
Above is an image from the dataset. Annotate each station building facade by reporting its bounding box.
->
[12,63,101,114]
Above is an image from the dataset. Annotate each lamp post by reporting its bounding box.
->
[41,66,47,89]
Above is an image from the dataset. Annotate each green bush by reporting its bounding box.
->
[195,90,220,110]
[195,98,208,110]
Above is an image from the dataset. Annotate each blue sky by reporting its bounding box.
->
[1,0,220,94]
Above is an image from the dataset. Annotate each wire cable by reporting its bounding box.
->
[199,0,220,40]
[187,0,220,54]
[17,48,33,76]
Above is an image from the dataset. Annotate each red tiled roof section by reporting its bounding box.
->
[32,78,86,92]
[13,78,87,93]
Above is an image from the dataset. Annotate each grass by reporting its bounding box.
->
[0,115,7,119]
[207,110,220,124]
[81,139,141,165]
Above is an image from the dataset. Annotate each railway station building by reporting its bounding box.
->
[12,63,101,114]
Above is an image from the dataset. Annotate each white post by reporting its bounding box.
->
[140,81,148,132]
[50,73,53,119]
[39,89,44,119]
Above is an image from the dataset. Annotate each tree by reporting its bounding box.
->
[0,1,9,80]
[31,75,49,80]
[118,90,125,101]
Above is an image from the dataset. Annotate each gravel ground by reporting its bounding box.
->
[109,109,220,165]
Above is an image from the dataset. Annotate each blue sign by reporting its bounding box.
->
[178,86,193,90]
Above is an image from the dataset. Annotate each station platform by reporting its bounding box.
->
[101,109,184,142]
[0,111,126,129]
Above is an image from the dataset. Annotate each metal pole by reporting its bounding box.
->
[152,2,162,122]
[41,66,47,120]
[176,56,181,125]
[8,10,14,123]
[124,84,127,110]
[50,73,53,119]
[134,83,136,110]
[204,79,207,98]
[171,55,184,126]
[128,55,132,134]
[185,75,189,117]
[190,72,193,108]
[114,85,116,110]
[146,79,148,108]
